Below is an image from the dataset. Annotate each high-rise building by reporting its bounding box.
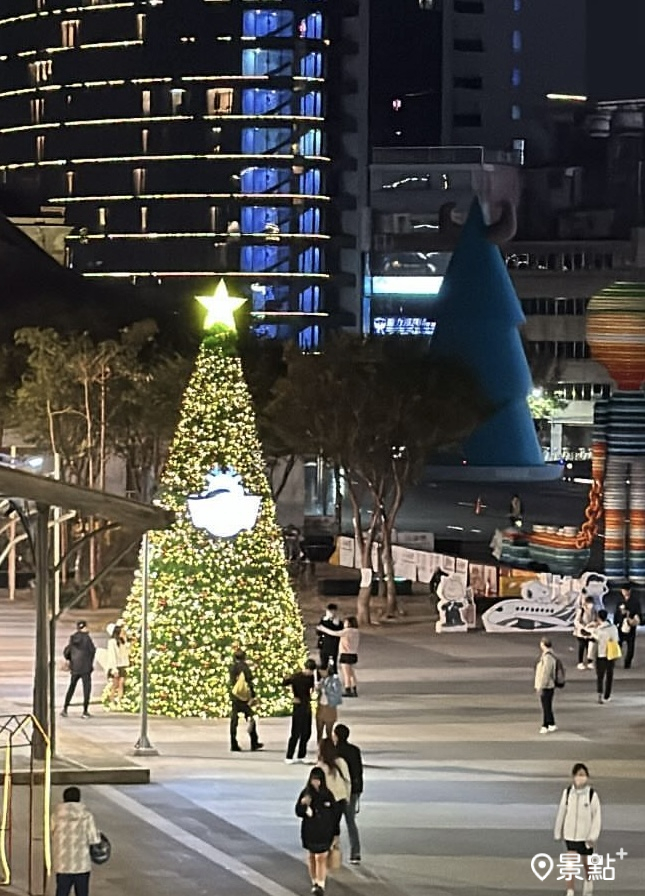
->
[371,0,586,164]
[0,1,367,346]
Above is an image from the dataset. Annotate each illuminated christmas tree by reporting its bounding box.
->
[117,281,307,718]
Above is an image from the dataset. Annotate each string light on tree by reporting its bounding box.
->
[115,279,307,718]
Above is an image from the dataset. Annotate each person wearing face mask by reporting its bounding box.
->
[554,763,602,896]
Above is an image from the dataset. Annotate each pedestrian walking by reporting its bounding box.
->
[295,767,337,896]
[317,604,343,672]
[574,596,597,669]
[317,616,360,697]
[315,665,343,743]
[553,762,602,896]
[591,609,620,703]
[105,623,130,707]
[317,738,351,849]
[229,649,263,752]
[613,584,641,669]
[333,723,363,865]
[62,621,96,718]
[282,658,317,763]
[51,786,102,896]
[534,637,558,734]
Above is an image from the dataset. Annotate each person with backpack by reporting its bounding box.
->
[315,665,343,743]
[554,762,602,896]
[590,609,620,703]
[229,649,263,752]
[534,637,560,733]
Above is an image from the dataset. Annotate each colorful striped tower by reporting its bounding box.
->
[587,282,645,584]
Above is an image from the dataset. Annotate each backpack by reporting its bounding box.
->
[324,674,344,709]
[232,671,251,702]
[554,655,566,689]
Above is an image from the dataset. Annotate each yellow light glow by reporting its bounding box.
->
[546,93,588,102]
[197,280,246,331]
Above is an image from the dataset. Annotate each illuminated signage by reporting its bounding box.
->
[373,316,436,337]
[371,275,444,296]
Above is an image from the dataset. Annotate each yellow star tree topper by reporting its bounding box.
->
[113,281,307,718]
[197,279,246,331]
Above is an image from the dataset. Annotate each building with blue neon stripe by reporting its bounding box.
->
[0,1,366,346]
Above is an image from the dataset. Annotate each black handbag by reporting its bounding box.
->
[90,832,111,865]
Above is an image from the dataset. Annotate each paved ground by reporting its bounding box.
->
[1,588,644,896]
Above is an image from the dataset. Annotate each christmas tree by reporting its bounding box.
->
[117,281,307,718]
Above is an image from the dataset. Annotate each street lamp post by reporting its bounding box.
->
[33,503,50,761]
[134,531,158,756]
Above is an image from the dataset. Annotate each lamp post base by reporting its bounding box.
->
[133,736,159,757]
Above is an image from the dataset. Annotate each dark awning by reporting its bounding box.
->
[0,465,173,532]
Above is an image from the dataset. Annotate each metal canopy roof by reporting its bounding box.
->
[0,466,174,532]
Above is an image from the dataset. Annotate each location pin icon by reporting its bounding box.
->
[531,854,554,882]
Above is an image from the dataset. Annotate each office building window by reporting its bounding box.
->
[98,207,108,231]
[512,29,522,52]
[141,128,149,153]
[455,1,485,12]
[36,135,45,162]
[61,20,80,48]
[242,9,294,39]
[454,76,483,90]
[133,167,146,195]
[207,88,234,115]
[170,88,185,115]
[511,104,521,120]
[242,48,293,77]
[514,0,521,11]
[141,206,148,233]
[30,98,45,123]
[511,67,521,87]
[66,170,75,195]
[300,52,323,78]
[29,60,53,85]
[136,14,146,41]
[453,38,484,52]
[142,90,151,116]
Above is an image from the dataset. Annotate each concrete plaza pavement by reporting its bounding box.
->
[1,589,644,896]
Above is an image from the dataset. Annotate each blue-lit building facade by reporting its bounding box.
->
[0,1,367,346]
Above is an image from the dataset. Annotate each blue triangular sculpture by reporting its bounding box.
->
[430,199,544,467]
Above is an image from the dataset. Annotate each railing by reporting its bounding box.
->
[372,145,523,166]
[0,714,50,896]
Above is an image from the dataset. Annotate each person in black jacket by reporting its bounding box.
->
[282,658,317,763]
[295,767,336,896]
[317,604,343,672]
[333,723,363,864]
[62,621,96,718]
[229,649,263,752]
[614,585,641,669]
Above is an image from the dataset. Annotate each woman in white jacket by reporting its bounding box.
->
[554,762,602,896]
[106,623,130,706]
